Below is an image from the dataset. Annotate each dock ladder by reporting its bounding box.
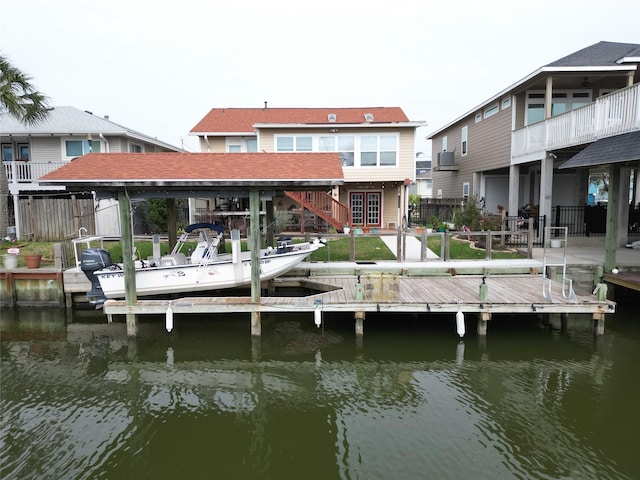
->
[542,227,576,302]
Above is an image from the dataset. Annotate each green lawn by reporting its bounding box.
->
[2,235,525,268]
[310,236,397,262]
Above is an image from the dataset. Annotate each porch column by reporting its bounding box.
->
[544,76,553,119]
[604,165,620,271]
[539,155,554,235]
[508,164,520,218]
[617,167,631,246]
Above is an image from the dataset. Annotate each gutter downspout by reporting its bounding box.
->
[99,133,110,153]
[204,135,211,153]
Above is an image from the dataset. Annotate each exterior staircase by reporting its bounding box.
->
[285,191,350,232]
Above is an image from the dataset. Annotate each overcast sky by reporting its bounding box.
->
[2,0,638,154]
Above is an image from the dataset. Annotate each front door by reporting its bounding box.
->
[350,192,381,227]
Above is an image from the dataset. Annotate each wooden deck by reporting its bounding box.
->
[603,270,640,292]
[102,274,614,317]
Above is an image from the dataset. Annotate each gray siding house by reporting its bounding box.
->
[427,41,640,241]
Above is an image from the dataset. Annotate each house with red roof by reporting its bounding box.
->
[190,105,426,232]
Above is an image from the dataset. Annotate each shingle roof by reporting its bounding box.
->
[559,131,640,169]
[190,107,411,133]
[546,41,640,67]
[428,41,640,138]
[40,152,344,188]
[0,106,183,151]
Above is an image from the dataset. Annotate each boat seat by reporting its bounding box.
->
[160,253,187,266]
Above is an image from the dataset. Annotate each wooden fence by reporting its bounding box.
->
[16,194,96,241]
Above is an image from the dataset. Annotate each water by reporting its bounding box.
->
[1,299,639,480]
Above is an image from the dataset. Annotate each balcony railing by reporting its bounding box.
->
[3,161,67,185]
[512,83,640,162]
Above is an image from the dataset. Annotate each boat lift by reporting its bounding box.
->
[542,226,576,302]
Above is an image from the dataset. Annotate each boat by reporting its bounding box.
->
[80,222,324,304]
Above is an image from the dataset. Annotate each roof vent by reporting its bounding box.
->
[364,113,374,122]
[328,113,336,122]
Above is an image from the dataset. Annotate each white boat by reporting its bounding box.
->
[81,223,324,302]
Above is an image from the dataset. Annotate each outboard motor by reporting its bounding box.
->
[80,248,113,306]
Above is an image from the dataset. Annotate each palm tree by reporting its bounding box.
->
[0,55,50,240]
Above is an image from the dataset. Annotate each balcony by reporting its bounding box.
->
[512,83,640,164]
[3,161,67,189]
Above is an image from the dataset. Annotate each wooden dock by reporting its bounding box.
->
[102,272,615,336]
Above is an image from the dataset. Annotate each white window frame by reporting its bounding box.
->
[502,97,511,109]
[275,135,313,152]
[475,112,482,123]
[463,182,470,198]
[441,136,448,152]
[63,138,101,159]
[526,90,594,125]
[461,126,468,156]
[275,133,397,168]
[17,143,30,160]
[129,143,143,153]
[484,103,499,119]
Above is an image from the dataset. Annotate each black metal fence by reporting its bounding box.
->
[414,199,640,240]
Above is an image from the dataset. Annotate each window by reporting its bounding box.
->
[441,136,448,152]
[228,138,258,152]
[319,135,355,166]
[65,139,101,157]
[359,135,397,167]
[461,126,468,156]
[338,136,354,166]
[17,144,29,160]
[463,182,470,198]
[379,135,397,166]
[475,112,482,123]
[276,136,294,151]
[129,143,143,153]
[276,133,395,167]
[360,135,377,166]
[526,93,545,125]
[502,97,511,109]
[275,136,312,152]
[484,103,499,119]
[2,144,13,161]
[526,90,593,125]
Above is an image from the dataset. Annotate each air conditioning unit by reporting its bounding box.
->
[437,151,454,166]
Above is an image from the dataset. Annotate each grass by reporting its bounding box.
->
[310,236,396,262]
[426,236,526,260]
[2,234,524,268]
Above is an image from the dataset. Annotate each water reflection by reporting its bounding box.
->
[1,307,639,480]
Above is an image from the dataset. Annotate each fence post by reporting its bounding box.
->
[443,231,450,260]
[485,231,492,260]
[527,217,534,258]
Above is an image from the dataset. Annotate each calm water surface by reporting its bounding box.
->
[1,299,639,480]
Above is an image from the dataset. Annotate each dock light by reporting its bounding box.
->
[166,302,174,332]
[612,268,619,274]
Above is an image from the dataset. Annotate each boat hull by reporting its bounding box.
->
[95,244,319,299]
